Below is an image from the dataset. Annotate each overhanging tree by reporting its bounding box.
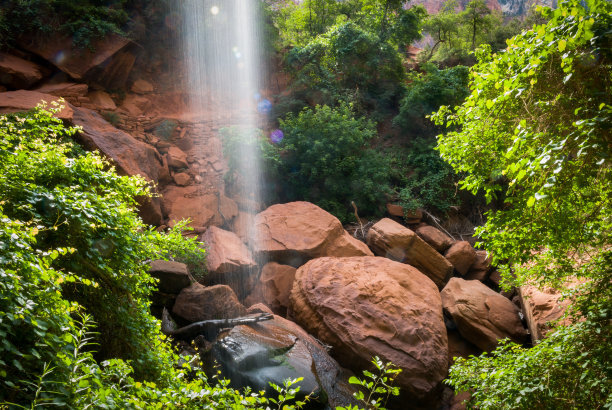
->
[432,0,611,407]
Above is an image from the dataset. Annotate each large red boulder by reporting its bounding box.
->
[19,33,131,80]
[200,226,257,298]
[244,262,297,316]
[366,218,453,288]
[290,256,448,402]
[465,250,492,282]
[0,53,45,89]
[518,284,574,343]
[441,278,528,351]
[161,186,222,229]
[71,108,162,182]
[172,283,246,322]
[35,82,88,98]
[415,225,454,253]
[251,202,372,266]
[0,90,73,120]
[445,241,477,276]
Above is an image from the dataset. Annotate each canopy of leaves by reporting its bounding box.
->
[394,63,470,135]
[271,103,391,222]
[0,105,269,408]
[282,21,406,119]
[421,0,519,65]
[433,0,612,407]
[0,0,129,49]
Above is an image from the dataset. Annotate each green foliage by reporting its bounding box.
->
[148,220,208,282]
[389,140,459,213]
[219,125,281,205]
[0,104,274,408]
[337,356,402,410]
[153,119,178,141]
[272,104,392,222]
[269,377,312,409]
[0,0,129,49]
[394,64,470,135]
[433,0,612,407]
[284,21,406,118]
[446,297,611,409]
[421,0,520,65]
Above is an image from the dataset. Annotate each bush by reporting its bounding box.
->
[393,64,470,136]
[0,0,129,49]
[272,104,392,222]
[0,104,253,407]
[284,21,406,120]
[433,0,612,406]
[389,140,459,213]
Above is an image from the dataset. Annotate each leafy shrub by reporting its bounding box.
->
[272,104,392,222]
[433,0,612,407]
[0,104,256,407]
[147,220,208,282]
[219,125,281,206]
[153,119,178,140]
[338,356,402,410]
[393,64,470,136]
[389,140,459,214]
[0,0,129,49]
[285,21,406,119]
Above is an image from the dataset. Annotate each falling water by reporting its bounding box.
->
[179,0,263,224]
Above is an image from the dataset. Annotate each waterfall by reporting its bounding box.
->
[179,0,263,229]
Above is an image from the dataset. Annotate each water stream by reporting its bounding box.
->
[179,0,263,226]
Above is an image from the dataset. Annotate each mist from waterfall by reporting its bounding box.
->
[179,0,263,231]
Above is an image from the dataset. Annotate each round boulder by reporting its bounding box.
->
[441,278,528,351]
[252,201,372,266]
[290,256,448,402]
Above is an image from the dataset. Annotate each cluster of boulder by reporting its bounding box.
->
[0,38,570,410]
[146,201,570,409]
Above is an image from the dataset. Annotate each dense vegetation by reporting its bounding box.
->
[256,0,532,223]
[0,0,131,49]
[433,0,612,407]
[0,104,269,408]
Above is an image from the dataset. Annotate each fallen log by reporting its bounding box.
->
[161,307,273,340]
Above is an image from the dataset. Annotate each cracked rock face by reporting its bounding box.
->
[441,278,528,351]
[290,256,448,402]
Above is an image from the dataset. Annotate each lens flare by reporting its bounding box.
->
[210,5,219,15]
[257,99,272,114]
[270,129,284,144]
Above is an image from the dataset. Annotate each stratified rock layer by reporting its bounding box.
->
[366,218,453,288]
[290,256,448,401]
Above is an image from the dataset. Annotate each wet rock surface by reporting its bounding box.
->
[211,315,358,409]
[201,226,258,298]
[244,262,297,316]
[290,256,448,402]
